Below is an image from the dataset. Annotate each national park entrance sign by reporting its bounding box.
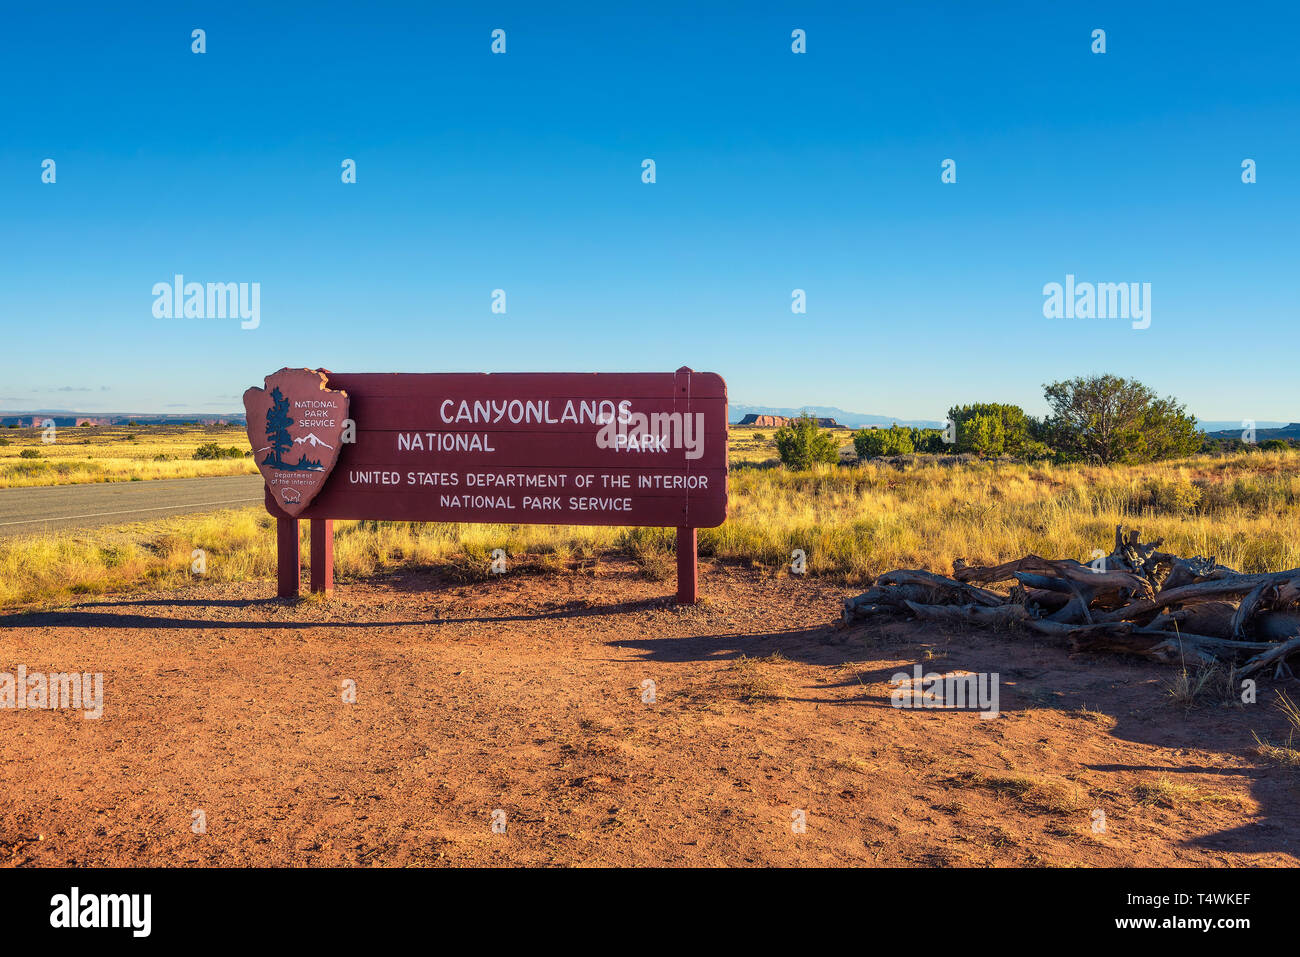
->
[243,368,728,603]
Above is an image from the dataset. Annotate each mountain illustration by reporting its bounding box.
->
[294,433,335,450]
[261,389,326,472]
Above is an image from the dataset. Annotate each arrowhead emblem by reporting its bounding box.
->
[242,368,349,517]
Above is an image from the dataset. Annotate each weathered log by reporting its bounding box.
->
[876,570,1004,607]
[1023,587,1073,614]
[953,554,1078,584]
[1068,627,1262,666]
[1131,629,1274,656]
[955,554,1153,604]
[1238,636,1300,679]
[1106,525,1166,580]
[901,600,1030,629]
[1156,554,1237,592]
[1096,571,1300,623]
[1275,578,1300,608]
[1149,601,1238,639]
[842,602,888,623]
[1230,579,1272,638]
[842,583,944,621]
[1252,611,1300,642]
[843,578,993,622]
[1044,596,1090,624]
[851,548,1300,674]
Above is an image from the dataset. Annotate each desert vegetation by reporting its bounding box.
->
[0,425,257,487]
[841,375,1203,466]
[3,447,1298,608]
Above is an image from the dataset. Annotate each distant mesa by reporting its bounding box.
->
[738,414,841,428]
[0,412,244,428]
[1208,422,1300,440]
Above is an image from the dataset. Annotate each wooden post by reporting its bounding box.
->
[676,526,698,604]
[310,519,334,595]
[276,517,300,598]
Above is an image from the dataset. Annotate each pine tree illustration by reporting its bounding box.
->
[264,387,295,468]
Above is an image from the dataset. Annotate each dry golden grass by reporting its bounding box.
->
[714,446,1300,580]
[1132,776,1243,809]
[1251,691,1300,768]
[947,770,1086,815]
[1,427,1298,609]
[0,424,257,487]
[724,653,791,702]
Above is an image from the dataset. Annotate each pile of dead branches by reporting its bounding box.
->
[843,525,1300,679]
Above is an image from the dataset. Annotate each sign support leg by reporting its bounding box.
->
[277,517,300,598]
[676,526,698,604]
[311,519,334,595]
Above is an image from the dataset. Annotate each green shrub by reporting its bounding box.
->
[193,442,245,460]
[948,403,1035,456]
[910,428,949,454]
[774,414,840,470]
[853,424,914,458]
[962,413,1005,457]
[18,449,40,459]
[1043,374,1200,464]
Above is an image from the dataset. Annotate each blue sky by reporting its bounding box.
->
[1,1,1296,422]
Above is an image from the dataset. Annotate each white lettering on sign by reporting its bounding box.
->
[466,473,567,488]
[293,399,340,429]
[440,495,515,509]
[569,496,633,511]
[350,471,402,484]
[522,496,562,509]
[437,399,619,426]
[638,474,709,489]
[398,433,496,453]
[407,471,459,486]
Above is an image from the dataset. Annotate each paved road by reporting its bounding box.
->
[0,475,266,538]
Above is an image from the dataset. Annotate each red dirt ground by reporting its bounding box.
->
[1,560,1297,867]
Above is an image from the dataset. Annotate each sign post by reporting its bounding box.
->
[676,527,698,604]
[310,519,334,594]
[245,367,728,603]
[276,518,300,598]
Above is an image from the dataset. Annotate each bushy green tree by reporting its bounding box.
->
[947,402,1033,455]
[962,413,1005,457]
[775,413,841,470]
[1042,374,1201,464]
[852,424,914,458]
[909,427,948,454]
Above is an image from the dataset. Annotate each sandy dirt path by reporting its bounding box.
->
[0,561,1296,866]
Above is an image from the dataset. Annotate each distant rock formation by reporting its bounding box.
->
[737,414,841,428]
[0,413,245,428]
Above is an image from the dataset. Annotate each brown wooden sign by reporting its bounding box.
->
[244,367,728,602]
